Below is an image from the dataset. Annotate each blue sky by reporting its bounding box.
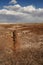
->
[0,0,43,23]
[0,0,43,8]
[17,0,43,8]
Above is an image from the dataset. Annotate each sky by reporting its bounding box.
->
[0,0,43,23]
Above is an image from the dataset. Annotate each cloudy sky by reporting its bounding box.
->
[0,0,43,23]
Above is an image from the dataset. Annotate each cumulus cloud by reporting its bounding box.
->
[4,4,21,11]
[0,4,43,23]
[9,0,17,4]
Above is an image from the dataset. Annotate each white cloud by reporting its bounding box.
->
[4,4,21,11]
[0,4,43,23]
[9,0,17,4]
[23,5,36,12]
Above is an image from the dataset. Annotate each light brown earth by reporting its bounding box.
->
[0,23,43,65]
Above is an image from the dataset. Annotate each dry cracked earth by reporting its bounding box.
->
[0,23,43,65]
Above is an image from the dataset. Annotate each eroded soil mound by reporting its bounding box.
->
[0,23,43,65]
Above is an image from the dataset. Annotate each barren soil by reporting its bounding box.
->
[0,23,43,65]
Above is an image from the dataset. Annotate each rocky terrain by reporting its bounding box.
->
[0,23,43,65]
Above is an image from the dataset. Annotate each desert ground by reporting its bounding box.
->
[0,23,43,65]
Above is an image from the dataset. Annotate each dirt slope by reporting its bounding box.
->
[0,23,43,65]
